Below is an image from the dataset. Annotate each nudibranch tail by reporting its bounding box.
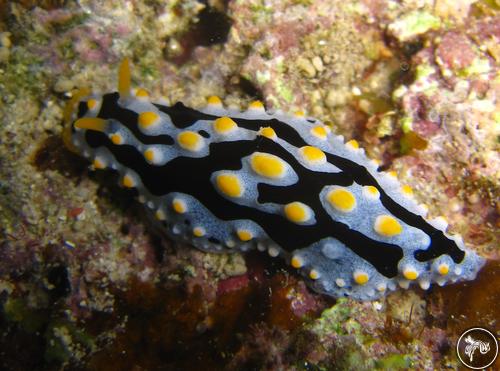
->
[67,60,485,300]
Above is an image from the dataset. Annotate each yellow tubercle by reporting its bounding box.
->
[237,229,253,241]
[249,100,264,110]
[193,227,206,237]
[213,116,238,134]
[401,185,413,195]
[345,139,359,149]
[172,198,187,214]
[109,133,124,145]
[87,99,98,110]
[138,111,160,129]
[216,173,244,198]
[135,88,149,98]
[309,269,320,280]
[177,131,204,152]
[403,267,418,280]
[250,152,286,179]
[300,146,326,164]
[327,188,357,212]
[122,174,135,188]
[310,125,329,140]
[259,126,277,140]
[374,215,403,237]
[437,263,449,275]
[363,185,380,199]
[284,202,311,223]
[207,95,222,106]
[353,270,369,285]
[291,256,303,268]
[144,149,155,162]
[93,158,106,169]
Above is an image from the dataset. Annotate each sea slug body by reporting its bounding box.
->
[64,59,485,300]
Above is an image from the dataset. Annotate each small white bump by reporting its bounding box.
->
[268,245,280,257]
[226,240,236,248]
[398,280,410,289]
[454,266,463,275]
[418,280,430,290]
[416,204,429,216]
[138,195,146,204]
[322,243,341,259]
[147,201,155,209]
[335,278,346,287]
[172,225,181,235]
[429,216,448,231]
[257,242,266,252]
[376,282,387,292]
[436,277,447,286]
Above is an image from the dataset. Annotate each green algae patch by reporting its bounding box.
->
[44,320,96,365]
[389,11,441,42]
[375,354,412,370]
[3,297,48,333]
[310,298,352,336]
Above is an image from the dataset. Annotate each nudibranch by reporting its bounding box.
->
[64,59,485,300]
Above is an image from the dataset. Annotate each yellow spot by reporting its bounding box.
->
[207,96,222,106]
[237,229,253,241]
[259,126,277,140]
[403,267,418,280]
[118,58,131,99]
[353,270,369,285]
[388,171,397,178]
[327,188,357,212]
[291,256,303,268]
[249,100,264,110]
[213,116,237,134]
[294,110,305,117]
[193,227,205,237]
[401,185,413,195]
[250,152,286,179]
[177,131,204,152]
[216,173,244,198]
[155,209,166,220]
[310,125,328,140]
[93,158,106,169]
[172,199,187,214]
[138,111,159,129]
[374,215,402,237]
[144,148,155,162]
[437,263,449,276]
[300,146,326,164]
[122,174,135,188]
[284,202,311,223]
[75,117,108,132]
[87,99,98,110]
[109,133,123,145]
[309,269,320,280]
[135,88,149,98]
[346,139,359,149]
[363,185,380,199]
